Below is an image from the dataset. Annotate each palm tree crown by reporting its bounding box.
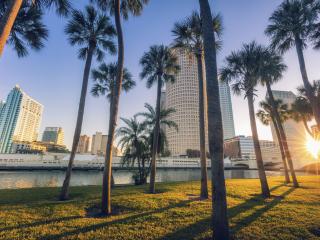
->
[136,103,178,131]
[140,45,180,88]
[65,5,116,61]
[220,41,265,96]
[91,62,135,101]
[0,2,48,57]
[91,0,149,19]
[116,116,148,152]
[171,11,223,55]
[257,99,290,126]
[265,0,320,52]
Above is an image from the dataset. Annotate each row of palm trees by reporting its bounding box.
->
[1,0,228,238]
[2,0,320,239]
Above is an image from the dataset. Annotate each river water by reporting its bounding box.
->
[0,169,288,189]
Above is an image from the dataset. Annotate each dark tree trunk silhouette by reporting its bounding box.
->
[266,82,299,187]
[199,0,230,239]
[270,115,290,183]
[247,91,270,198]
[196,53,208,199]
[295,36,320,131]
[60,45,94,200]
[0,0,22,55]
[149,74,162,194]
[101,0,124,215]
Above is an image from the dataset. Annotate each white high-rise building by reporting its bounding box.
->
[270,90,310,168]
[0,85,43,153]
[165,49,235,156]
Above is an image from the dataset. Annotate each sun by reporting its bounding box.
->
[306,134,320,159]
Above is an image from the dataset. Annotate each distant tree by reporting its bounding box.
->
[198,0,230,238]
[0,0,71,55]
[91,62,135,105]
[136,103,178,155]
[257,99,291,183]
[140,45,180,194]
[259,48,299,187]
[117,117,150,185]
[0,2,48,57]
[92,0,149,215]
[59,5,116,201]
[172,10,222,199]
[266,0,320,131]
[220,41,271,198]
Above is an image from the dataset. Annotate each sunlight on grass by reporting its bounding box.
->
[0,177,319,240]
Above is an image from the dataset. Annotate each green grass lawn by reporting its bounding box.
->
[0,176,319,240]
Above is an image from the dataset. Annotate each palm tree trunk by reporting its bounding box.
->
[59,45,94,200]
[199,0,230,239]
[101,0,124,215]
[295,36,320,131]
[247,92,270,198]
[302,118,313,137]
[149,75,162,194]
[196,53,208,199]
[270,115,290,183]
[0,0,23,56]
[266,83,299,187]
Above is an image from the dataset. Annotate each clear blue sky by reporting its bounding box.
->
[1,0,319,149]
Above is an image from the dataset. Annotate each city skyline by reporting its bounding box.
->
[1,0,319,149]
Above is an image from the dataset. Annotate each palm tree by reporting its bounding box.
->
[136,103,178,155]
[0,2,48,57]
[291,96,314,136]
[116,117,150,185]
[198,0,229,239]
[257,99,291,183]
[59,5,116,201]
[92,0,149,215]
[220,41,271,198]
[265,0,320,131]
[259,48,299,187]
[171,11,222,199]
[0,0,71,55]
[91,62,135,106]
[140,45,180,194]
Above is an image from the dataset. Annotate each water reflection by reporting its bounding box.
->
[0,169,284,189]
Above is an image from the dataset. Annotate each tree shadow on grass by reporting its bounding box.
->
[0,216,82,232]
[156,184,294,240]
[38,199,195,240]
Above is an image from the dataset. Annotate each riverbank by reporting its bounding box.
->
[0,176,319,239]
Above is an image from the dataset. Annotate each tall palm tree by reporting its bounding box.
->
[136,103,178,155]
[0,2,48,57]
[92,0,149,215]
[198,0,229,239]
[265,0,320,131]
[220,41,271,198]
[116,117,150,185]
[140,45,180,194]
[259,48,299,187]
[171,11,222,199]
[291,96,314,136]
[0,0,71,55]
[257,99,291,183]
[59,5,116,201]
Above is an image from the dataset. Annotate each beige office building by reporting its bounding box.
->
[77,135,90,153]
[91,132,120,156]
[165,49,235,156]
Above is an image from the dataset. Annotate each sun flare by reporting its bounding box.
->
[306,134,320,159]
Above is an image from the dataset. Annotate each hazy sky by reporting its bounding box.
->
[1,0,319,149]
